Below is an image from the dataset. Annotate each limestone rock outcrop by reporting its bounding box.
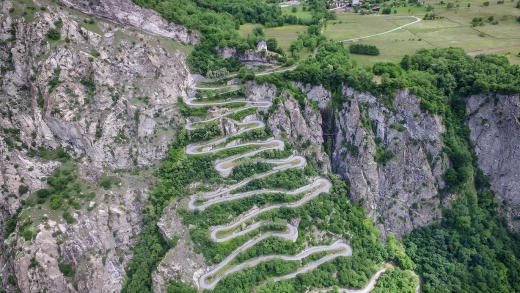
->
[466,94,520,231]
[333,87,445,239]
[0,1,192,291]
[57,0,199,44]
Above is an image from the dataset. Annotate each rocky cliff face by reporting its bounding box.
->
[217,47,278,64]
[332,88,446,239]
[466,94,520,231]
[0,0,192,291]
[57,0,199,44]
[248,81,330,172]
[291,82,332,110]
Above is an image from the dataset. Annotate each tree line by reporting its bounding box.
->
[348,43,380,56]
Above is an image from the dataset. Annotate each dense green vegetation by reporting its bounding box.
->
[131,0,337,75]
[229,107,257,121]
[228,161,274,181]
[349,43,380,56]
[230,168,309,194]
[123,129,222,293]
[289,32,328,59]
[167,281,198,293]
[224,127,271,144]
[212,259,300,293]
[372,268,418,293]
[282,40,372,91]
[213,144,261,159]
[404,189,520,292]
[127,0,520,291]
[187,122,222,142]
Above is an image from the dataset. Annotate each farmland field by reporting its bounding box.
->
[347,29,437,66]
[240,0,520,66]
[324,14,402,40]
[324,0,520,65]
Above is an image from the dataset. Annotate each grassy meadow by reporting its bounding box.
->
[238,0,520,66]
[325,0,520,65]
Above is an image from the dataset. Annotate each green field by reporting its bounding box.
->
[239,23,309,54]
[81,22,104,35]
[239,0,520,66]
[325,14,403,40]
[281,6,314,19]
[326,0,520,66]
[349,29,436,66]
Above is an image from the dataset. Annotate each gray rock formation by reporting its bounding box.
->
[245,81,277,101]
[333,87,445,239]
[57,0,199,44]
[0,1,192,292]
[466,94,520,231]
[217,47,278,64]
[265,91,330,173]
[154,199,206,292]
[291,82,332,110]
[247,81,330,172]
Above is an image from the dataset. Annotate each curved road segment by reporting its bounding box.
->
[185,64,420,292]
[341,16,421,42]
[185,86,355,290]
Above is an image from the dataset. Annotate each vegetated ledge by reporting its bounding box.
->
[56,0,199,44]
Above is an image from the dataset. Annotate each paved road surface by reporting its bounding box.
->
[200,241,351,290]
[184,60,422,292]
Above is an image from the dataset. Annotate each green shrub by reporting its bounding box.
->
[349,43,380,56]
[58,263,75,277]
[50,196,63,209]
[375,145,395,166]
[99,176,112,190]
[230,107,257,121]
[167,281,197,293]
[47,28,61,40]
[18,185,29,195]
[7,275,16,285]
[389,123,406,132]
[62,211,75,224]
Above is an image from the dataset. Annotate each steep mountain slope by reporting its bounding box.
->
[2,0,520,291]
[0,0,194,291]
[466,93,520,231]
[332,87,445,239]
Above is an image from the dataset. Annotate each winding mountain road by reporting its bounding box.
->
[184,61,420,292]
[183,85,366,290]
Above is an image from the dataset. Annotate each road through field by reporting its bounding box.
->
[341,16,421,42]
